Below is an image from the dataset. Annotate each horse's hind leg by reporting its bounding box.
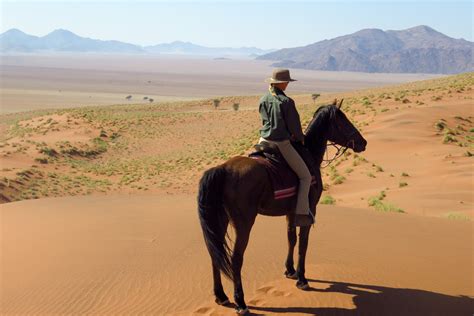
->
[212,218,230,305]
[284,218,297,279]
[232,220,255,314]
[213,262,229,305]
[296,225,311,289]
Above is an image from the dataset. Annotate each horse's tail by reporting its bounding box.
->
[197,166,233,280]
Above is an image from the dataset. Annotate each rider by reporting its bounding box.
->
[258,68,314,226]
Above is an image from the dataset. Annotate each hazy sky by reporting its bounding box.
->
[1,1,472,49]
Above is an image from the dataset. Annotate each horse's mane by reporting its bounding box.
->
[305,104,338,137]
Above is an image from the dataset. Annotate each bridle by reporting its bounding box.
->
[321,120,358,169]
[321,138,355,169]
[306,104,359,169]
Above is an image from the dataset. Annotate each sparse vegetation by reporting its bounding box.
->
[320,195,335,205]
[445,212,470,221]
[1,72,473,205]
[333,175,346,185]
[374,165,384,172]
[39,147,58,157]
[368,191,404,213]
[435,120,447,131]
[213,99,221,109]
[443,134,457,143]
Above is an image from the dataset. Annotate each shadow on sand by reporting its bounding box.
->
[248,279,474,316]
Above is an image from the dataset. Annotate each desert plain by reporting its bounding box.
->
[0,55,472,315]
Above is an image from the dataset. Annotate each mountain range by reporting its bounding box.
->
[0,28,274,56]
[257,25,473,74]
[1,26,472,74]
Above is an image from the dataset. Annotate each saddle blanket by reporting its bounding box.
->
[250,155,317,200]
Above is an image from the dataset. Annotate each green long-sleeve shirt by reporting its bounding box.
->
[258,86,304,142]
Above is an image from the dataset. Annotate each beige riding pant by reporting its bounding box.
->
[259,137,311,215]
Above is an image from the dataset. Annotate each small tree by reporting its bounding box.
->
[311,93,320,104]
[125,95,132,100]
[149,98,154,103]
[213,99,220,109]
[143,96,148,100]
[233,103,240,111]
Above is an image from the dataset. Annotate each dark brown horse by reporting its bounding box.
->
[198,100,367,314]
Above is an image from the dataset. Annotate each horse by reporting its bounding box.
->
[198,99,367,314]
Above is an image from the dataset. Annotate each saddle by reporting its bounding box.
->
[249,141,318,200]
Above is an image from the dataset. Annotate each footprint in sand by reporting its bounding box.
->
[257,285,291,297]
[248,298,263,305]
[193,306,214,314]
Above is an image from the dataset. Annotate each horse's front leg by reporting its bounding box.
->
[284,216,297,279]
[296,225,311,289]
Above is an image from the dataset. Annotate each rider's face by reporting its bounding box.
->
[277,82,289,91]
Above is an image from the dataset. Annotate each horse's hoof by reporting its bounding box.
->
[296,281,310,290]
[216,298,230,306]
[284,271,298,280]
[235,307,249,315]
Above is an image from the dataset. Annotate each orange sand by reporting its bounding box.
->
[1,195,472,315]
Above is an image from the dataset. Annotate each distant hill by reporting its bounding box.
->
[257,26,474,74]
[0,29,144,53]
[145,41,273,56]
[0,29,273,56]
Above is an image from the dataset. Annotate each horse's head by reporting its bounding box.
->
[326,99,367,153]
[306,99,367,153]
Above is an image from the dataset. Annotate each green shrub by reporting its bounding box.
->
[34,157,48,164]
[320,195,336,205]
[368,196,404,213]
[333,175,346,185]
[39,147,58,157]
[435,120,447,131]
[399,182,408,188]
[443,134,457,143]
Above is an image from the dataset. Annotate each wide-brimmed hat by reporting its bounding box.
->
[265,68,297,83]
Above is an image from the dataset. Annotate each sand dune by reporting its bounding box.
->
[1,69,472,315]
[1,195,472,315]
[330,101,473,218]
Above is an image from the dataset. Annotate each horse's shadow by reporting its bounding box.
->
[249,279,474,315]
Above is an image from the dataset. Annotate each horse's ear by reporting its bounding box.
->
[337,98,344,109]
[331,98,338,106]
